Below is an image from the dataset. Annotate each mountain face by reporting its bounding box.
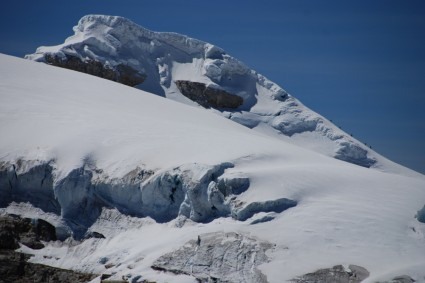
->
[1,15,425,283]
[27,15,385,170]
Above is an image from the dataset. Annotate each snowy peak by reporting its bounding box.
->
[26,14,286,102]
[26,15,418,175]
[74,15,209,56]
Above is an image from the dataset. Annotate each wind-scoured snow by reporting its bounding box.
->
[25,14,417,174]
[1,54,425,282]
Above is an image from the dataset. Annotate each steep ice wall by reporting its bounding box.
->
[26,14,379,169]
[0,160,59,214]
[0,160,296,238]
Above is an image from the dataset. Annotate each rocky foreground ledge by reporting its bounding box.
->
[0,214,419,283]
[0,250,95,283]
[0,215,96,283]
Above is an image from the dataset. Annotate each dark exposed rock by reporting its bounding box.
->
[44,54,146,86]
[416,205,425,223]
[101,273,112,280]
[0,215,97,282]
[175,80,243,109]
[250,215,275,225]
[32,218,57,243]
[116,64,146,86]
[85,231,106,239]
[0,229,19,250]
[291,264,369,283]
[152,232,271,283]
[0,214,57,250]
[104,263,115,269]
[0,250,96,283]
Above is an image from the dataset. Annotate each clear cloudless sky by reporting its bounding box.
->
[1,0,424,174]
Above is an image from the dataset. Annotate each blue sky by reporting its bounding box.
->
[1,0,424,174]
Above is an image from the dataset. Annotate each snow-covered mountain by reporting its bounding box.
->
[26,14,409,174]
[2,14,425,283]
[1,51,425,282]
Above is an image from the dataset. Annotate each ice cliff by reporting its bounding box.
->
[0,160,295,239]
[26,14,379,169]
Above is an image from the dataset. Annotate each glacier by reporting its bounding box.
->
[1,53,425,282]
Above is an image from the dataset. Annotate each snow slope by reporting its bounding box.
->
[25,14,415,175]
[1,54,425,282]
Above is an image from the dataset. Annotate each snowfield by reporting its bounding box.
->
[1,53,425,282]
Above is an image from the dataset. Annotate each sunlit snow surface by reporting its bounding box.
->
[1,54,425,282]
[25,14,422,174]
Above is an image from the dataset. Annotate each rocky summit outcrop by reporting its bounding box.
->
[291,264,370,283]
[44,54,146,86]
[175,80,243,109]
[152,232,272,283]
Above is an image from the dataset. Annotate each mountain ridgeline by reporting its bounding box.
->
[26,15,378,169]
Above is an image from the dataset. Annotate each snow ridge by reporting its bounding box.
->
[25,14,389,170]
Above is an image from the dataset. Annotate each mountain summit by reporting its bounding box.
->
[27,14,401,172]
